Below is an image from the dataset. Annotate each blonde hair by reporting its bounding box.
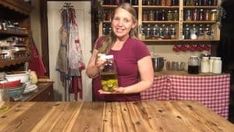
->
[98,3,138,54]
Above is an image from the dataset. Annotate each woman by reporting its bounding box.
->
[86,3,154,101]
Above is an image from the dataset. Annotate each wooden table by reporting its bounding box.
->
[0,101,233,132]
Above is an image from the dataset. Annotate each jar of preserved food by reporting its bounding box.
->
[201,57,209,73]
[161,0,166,6]
[205,9,210,21]
[185,10,192,21]
[192,9,198,21]
[212,57,222,74]
[173,10,179,21]
[167,10,173,21]
[145,24,151,39]
[210,9,217,21]
[100,55,118,92]
[184,24,190,39]
[199,9,204,21]
[143,10,148,21]
[188,56,200,74]
[149,10,155,21]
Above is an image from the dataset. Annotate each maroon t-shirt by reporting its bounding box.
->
[92,37,150,101]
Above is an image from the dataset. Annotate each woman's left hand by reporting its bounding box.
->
[98,87,125,94]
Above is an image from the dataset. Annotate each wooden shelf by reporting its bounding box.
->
[142,6,179,9]
[102,5,138,8]
[99,0,221,43]
[143,39,220,42]
[0,0,31,69]
[0,56,30,68]
[0,0,31,16]
[0,29,28,37]
[142,21,179,24]
[183,6,218,9]
[183,21,217,24]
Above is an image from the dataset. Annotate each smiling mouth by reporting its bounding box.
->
[115,28,124,33]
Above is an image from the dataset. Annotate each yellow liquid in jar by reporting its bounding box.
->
[101,73,118,92]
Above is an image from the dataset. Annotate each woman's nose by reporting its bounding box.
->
[116,20,123,26]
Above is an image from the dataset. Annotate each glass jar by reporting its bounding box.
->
[201,57,209,73]
[167,10,173,21]
[188,56,200,74]
[100,55,118,92]
[212,57,222,74]
[210,9,217,21]
[149,10,155,21]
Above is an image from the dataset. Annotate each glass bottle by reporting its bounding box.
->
[209,57,215,72]
[205,9,210,21]
[188,56,200,74]
[190,24,198,40]
[184,24,190,39]
[155,0,160,5]
[161,0,166,6]
[132,0,138,5]
[145,24,151,39]
[173,10,179,21]
[212,57,222,74]
[198,24,204,39]
[210,9,217,21]
[100,55,118,92]
[161,9,166,21]
[192,9,198,21]
[185,10,192,21]
[152,24,160,39]
[143,10,148,21]
[167,10,173,21]
[201,57,209,73]
[154,10,160,21]
[167,0,171,6]
[170,24,176,39]
[149,10,155,21]
[146,0,151,5]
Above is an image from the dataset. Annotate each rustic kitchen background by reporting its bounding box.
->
[24,0,234,121]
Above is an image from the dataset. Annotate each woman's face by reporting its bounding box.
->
[111,8,136,39]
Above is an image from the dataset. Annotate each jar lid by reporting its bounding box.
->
[202,57,209,60]
[105,55,113,59]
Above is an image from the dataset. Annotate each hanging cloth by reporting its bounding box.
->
[28,38,47,76]
[56,4,85,101]
[67,7,85,75]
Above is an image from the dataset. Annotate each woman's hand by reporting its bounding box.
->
[96,58,106,71]
[98,87,125,94]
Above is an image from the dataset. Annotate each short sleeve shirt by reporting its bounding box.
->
[93,37,150,101]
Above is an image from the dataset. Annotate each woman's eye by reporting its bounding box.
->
[123,19,129,23]
[113,17,120,21]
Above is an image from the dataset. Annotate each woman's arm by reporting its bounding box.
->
[115,55,154,94]
[86,49,106,78]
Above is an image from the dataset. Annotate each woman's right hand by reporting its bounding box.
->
[96,54,107,71]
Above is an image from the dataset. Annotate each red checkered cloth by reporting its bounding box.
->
[141,76,170,100]
[141,74,230,119]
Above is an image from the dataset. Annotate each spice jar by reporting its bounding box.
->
[100,55,118,92]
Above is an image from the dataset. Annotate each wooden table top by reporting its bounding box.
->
[0,101,233,132]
